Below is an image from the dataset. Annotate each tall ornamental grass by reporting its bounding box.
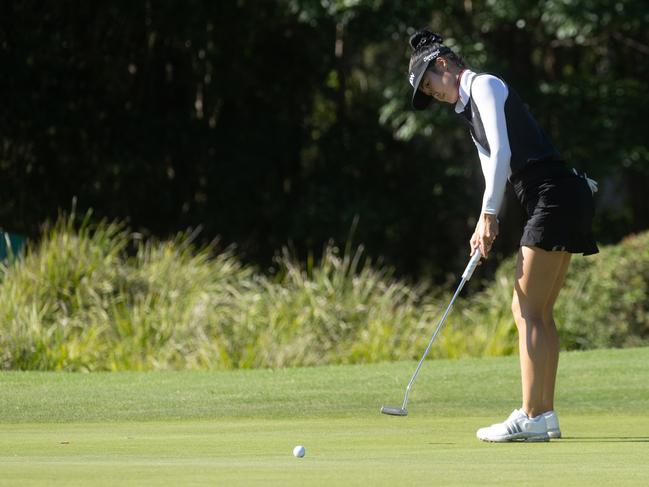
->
[1,213,647,371]
[0,213,260,370]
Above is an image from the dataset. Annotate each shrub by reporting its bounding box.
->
[556,232,649,349]
[0,213,258,370]
[0,211,647,371]
[452,231,649,353]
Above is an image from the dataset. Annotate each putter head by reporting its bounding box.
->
[380,405,408,416]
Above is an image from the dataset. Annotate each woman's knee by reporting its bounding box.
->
[512,293,544,328]
[542,306,555,328]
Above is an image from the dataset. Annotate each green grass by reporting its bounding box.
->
[1,347,649,486]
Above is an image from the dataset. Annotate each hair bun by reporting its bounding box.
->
[409,28,444,51]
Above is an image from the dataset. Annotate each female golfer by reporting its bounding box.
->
[407,29,598,442]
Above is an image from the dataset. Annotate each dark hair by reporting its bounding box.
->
[408,28,466,73]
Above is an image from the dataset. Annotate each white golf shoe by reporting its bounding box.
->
[477,409,550,442]
[543,410,561,439]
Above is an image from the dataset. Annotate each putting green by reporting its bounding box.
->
[1,347,648,486]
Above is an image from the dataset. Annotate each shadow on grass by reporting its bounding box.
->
[561,437,649,443]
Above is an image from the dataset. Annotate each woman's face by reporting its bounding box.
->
[418,59,459,104]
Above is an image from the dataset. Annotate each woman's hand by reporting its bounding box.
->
[470,213,499,258]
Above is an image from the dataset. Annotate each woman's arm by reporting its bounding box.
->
[469,75,511,256]
[471,75,511,216]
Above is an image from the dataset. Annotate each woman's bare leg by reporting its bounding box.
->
[511,246,569,418]
[540,253,571,411]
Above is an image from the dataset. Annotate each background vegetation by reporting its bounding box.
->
[1,2,647,370]
[2,1,649,282]
[1,214,647,371]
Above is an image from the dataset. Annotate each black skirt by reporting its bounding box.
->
[510,160,599,256]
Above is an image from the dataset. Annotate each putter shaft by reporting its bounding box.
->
[383,251,482,415]
[399,276,468,411]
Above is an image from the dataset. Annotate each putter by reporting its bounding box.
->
[381,249,482,417]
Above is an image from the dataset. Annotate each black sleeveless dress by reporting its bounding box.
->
[461,74,598,256]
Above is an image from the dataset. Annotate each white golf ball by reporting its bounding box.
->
[293,445,305,458]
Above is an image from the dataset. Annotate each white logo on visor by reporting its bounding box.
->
[409,73,415,86]
[423,49,440,62]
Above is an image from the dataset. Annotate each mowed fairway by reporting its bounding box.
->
[1,347,648,486]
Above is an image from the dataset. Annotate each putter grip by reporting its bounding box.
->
[461,250,482,280]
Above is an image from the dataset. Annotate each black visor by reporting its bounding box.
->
[408,45,451,110]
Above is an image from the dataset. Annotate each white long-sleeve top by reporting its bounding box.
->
[455,70,511,216]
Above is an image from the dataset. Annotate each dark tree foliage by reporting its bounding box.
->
[1,1,648,282]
